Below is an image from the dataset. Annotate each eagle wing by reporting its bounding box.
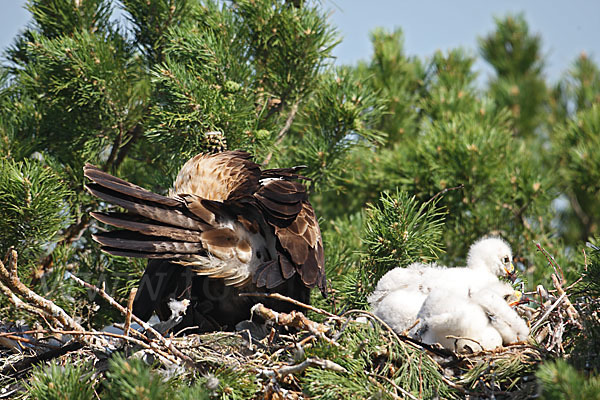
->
[254,178,325,292]
[84,151,326,326]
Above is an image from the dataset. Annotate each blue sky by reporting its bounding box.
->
[2,1,599,83]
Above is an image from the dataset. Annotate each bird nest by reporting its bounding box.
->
[0,247,592,399]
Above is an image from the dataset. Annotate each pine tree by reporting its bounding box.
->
[1,1,599,398]
[479,13,548,138]
[549,56,600,243]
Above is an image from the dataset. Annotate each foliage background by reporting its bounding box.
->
[1,1,599,398]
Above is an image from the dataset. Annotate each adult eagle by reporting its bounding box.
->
[84,151,326,332]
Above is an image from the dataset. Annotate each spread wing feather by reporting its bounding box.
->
[93,231,205,253]
[99,248,184,259]
[85,183,203,231]
[84,164,181,207]
[260,180,307,203]
[255,193,304,216]
[91,212,204,242]
[261,166,308,181]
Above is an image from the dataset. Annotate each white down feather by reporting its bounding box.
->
[412,286,529,353]
[368,237,529,352]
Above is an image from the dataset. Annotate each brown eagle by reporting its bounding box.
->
[84,151,326,332]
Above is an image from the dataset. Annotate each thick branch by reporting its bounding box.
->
[0,249,106,350]
[250,303,336,345]
[0,250,85,332]
[0,280,49,320]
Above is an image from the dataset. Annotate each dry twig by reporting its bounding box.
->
[123,288,137,337]
[250,303,329,334]
[67,272,195,367]
[551,274,581,327]
[250,303,336,346]
[536,243,565,283]
[277,357,346,376]
[240,292,339,319]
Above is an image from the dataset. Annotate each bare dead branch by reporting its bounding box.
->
[240,292,339,319]
[124,288,137,337]
[530,292,567,333]
[0,249,104,349]
[551,273,581,327]
[0,280,49,320]
[250,303,336,345]
[277,357,346,376]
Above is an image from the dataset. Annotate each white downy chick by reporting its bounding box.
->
[368,237,515,334]
[412,286,528,353]
[472,289,529,344]
[411,288,503,353]
[368,288,427,334]
[466,236,515,277]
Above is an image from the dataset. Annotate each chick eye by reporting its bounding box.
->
[503,256,510,264]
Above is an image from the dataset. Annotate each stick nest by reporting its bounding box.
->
[0,247,594,399]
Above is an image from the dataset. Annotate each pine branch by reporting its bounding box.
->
[262,101,300,165]
[568,190,592,241]
[36,212,93,278]
[275,103,300,142]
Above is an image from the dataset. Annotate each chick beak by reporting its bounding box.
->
[504,262,516,281]
[509,291,531,307]
[508,290,522,307]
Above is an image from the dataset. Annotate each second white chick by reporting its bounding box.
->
[411,288,503,353]
[411,286,529,353]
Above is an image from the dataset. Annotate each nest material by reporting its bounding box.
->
[0,247,594,399]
